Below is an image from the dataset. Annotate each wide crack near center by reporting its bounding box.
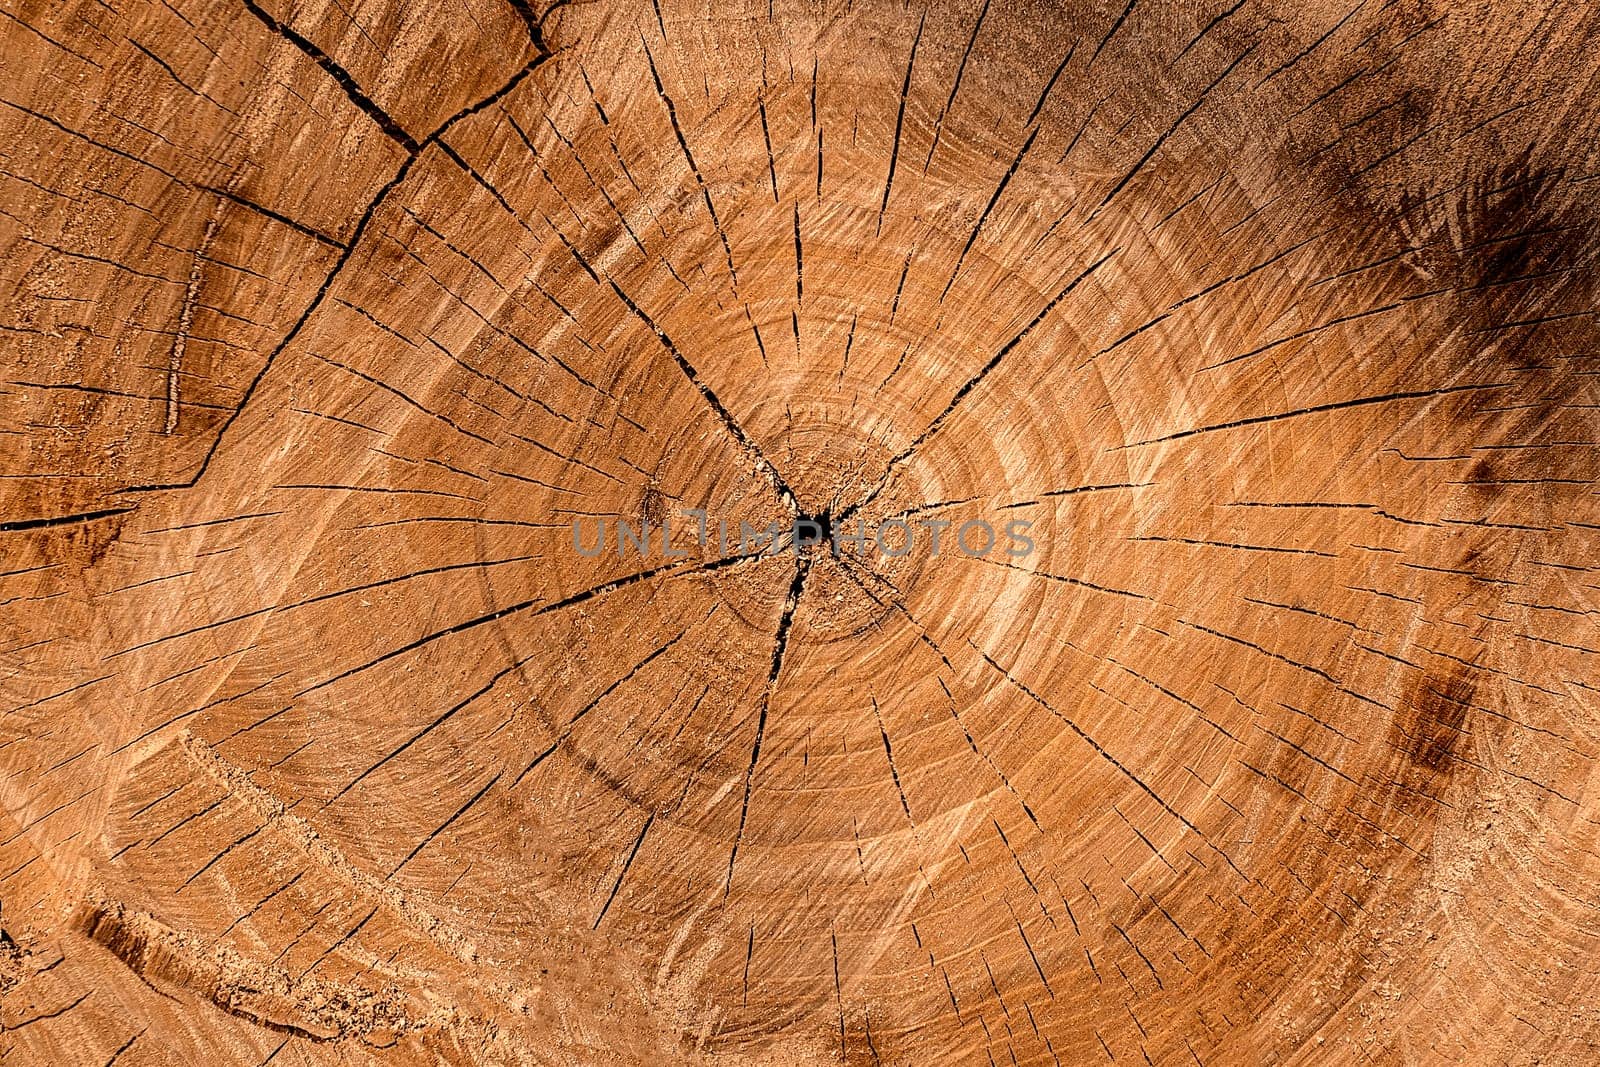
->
[794,509,833,552]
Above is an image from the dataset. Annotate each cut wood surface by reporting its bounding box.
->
[3,0,1599,1063]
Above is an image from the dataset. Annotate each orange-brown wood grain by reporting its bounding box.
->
[3,1,1599,1063]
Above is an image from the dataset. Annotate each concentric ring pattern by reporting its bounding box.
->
[2,0,1599,1063]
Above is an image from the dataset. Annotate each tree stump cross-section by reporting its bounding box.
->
[2,0,1599,1063]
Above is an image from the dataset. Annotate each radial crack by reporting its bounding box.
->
[725,556,811,896]
[839,246,1119,522]
[124,18,558,494]
[558,234,801,515]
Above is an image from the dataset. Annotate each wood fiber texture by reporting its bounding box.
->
[2,0,1599,1063]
